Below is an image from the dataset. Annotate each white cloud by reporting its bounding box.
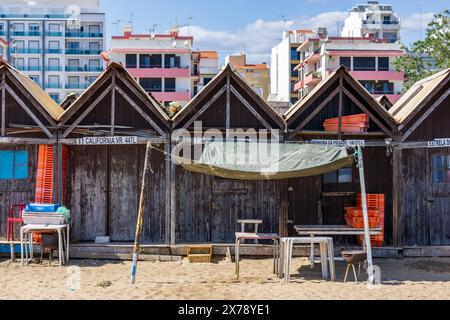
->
[180,11,348,65]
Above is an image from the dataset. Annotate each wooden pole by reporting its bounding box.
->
[131,142,153,284]
[357,146,375,285]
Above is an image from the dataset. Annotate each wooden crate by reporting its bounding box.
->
[187,245,213,263]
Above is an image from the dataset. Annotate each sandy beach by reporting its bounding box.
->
[1,257,449,300]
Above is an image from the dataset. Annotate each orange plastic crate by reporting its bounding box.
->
[324,123,369,133]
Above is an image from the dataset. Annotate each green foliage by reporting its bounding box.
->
[394,10,450,91]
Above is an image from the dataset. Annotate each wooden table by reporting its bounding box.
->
[235,232,279,278]
[279,237,336,283]
[20,224,70,267]
[294,225,382,267]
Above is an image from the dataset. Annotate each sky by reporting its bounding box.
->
[100,0,450,64]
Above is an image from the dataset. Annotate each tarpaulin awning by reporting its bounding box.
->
[180,142,353,180]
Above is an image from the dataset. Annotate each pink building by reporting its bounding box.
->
[109,26,218,107]
[294,33,405,104]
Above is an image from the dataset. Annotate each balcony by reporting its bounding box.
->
[46,83,62,89]
[14,66,41,72]
[10,48,41,54]
[0,31,5,36]
[350,71,404,81]
[66,31,103,38]
[128,67,190,78]
[65,66,103,72]
[46,49,64,54]
[304,72,322,86]
[0,13,71,19]
[11,31,42,37]
[66,83,89,90]
[152,91,191,102]
[363,20,400,25]
[304,53,321,64]
[65,49,102,55]
[293,80,304,93]
[46,31,63,37]
[46,66,63,72]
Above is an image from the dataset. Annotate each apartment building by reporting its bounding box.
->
[270,29,315,105]
[110,26,218,107]
[294,33,405,103]
[192,51,219,95]
[0,0,106,103]
[341,1,401,43]
[225,53,270,101]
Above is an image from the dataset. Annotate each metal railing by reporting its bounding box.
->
[65,49,102,55]
[46,83,62,89]
[363,20,399,25]
[10,48,41,54]
[0,13,71,19]
[11,31,42,37]
[65,66,103,72]
[65,31,103,38]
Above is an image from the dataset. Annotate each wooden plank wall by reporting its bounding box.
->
[0,144,37,240]
[69,144,166,244]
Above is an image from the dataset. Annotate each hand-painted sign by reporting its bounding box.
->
[76,136,138,145]
[310,140,366,147]
[428,138,450,148]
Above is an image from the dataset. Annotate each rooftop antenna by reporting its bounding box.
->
[281,14,287,31]
[149,24,159,35]
[112,19,123,35]
[128,13,134,30]
[187,17,194,35]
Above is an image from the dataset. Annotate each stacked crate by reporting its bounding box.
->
[345,194,385,247]
[35,145,69,204]
[323,114,370,133]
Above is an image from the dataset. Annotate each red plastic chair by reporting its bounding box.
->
[7,204,26,242]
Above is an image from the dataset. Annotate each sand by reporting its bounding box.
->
[0,257,449,300]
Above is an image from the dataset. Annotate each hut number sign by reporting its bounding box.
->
[428,138,450,148]
[76,136,139,145]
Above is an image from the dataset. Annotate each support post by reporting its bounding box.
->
[338,75,344,140]
[357,146,375,285]
[392,147,402,247]
[1,72,5,137]
[226,74,231,138]
[131,142,153,284]
[164,142,171,246]
[170,152,176,246]
[111,75,116,136]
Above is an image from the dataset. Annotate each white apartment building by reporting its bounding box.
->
[0,0,106,103]
[270,29,315,105]
[341,1,401,43]
[110,26,218,106]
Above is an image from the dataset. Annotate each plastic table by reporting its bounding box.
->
[20,224,70,267]
[235,233,280,278]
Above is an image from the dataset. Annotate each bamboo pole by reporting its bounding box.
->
[131,142,153,284]
[357,146,375,285]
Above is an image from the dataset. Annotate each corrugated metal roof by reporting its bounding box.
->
[389,68,450,124]
[0,60,64,120]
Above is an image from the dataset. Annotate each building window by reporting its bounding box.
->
[139,54,151,68]
[360,80,394,94]
[28,58,39,71]
[48,23,60,32]
[340,57,351,69]
[378,57,389,71]
[353,57,376,71]
[164,78,176,92]
[29,75,40,85]
[290,47,300,61]
[432,155,450,184]
[126,54,137,68]
[203,77,213,86]
[323,168,353,184]
[139,78,162,92]
[48,75,60,88]
[291,64,299,77]
[165,54,180,68]
[0,150,28,180]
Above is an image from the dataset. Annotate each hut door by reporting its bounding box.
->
[70,146,108,242]
[210,179,250,243]
[428,150,450,245]
[108,145,139,242]
[321,167,356,225]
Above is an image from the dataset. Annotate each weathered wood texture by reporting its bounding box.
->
[69,144,166,243]
[175,167,282,243]
[0,144,37,240]
[400,147,450,246]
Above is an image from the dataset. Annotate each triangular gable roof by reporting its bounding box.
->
[284,66,396,136]
[0,60,64,121]
[172,64,284,130]
[389,68,450,126]
[0,60,64,138]
[58,62,170,137]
